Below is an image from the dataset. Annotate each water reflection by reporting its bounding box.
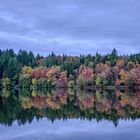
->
[0,88,140,127]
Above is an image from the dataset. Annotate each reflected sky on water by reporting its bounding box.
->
[0,118,140,140]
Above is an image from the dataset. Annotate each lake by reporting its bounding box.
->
[0,88,140,140]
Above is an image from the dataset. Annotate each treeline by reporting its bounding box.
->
[0,49,140,89]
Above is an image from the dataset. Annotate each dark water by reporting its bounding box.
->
[0,88,140,140]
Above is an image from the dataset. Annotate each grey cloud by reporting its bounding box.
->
[0,0,140,55]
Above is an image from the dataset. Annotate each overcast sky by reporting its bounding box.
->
[0,0,140,55]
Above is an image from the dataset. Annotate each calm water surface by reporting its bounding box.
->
[0,89,140,140]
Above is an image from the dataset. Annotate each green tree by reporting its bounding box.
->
[19,74,31,88]
[96,76,106,86]
[68,80,74,88]
[77,75,85,88]
[7,57,19,79]
[2,78,11,89]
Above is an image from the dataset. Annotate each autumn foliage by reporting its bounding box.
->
[0,49,140,89]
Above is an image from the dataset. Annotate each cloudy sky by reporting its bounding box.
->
[0,0,140,55]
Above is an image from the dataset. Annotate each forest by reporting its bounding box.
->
[0,49,140,89]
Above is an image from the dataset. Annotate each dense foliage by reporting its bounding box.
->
[0,49,140,89]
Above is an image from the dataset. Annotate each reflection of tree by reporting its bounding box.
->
[0,89,11,97]
[0,90,20,126]
[0,89,140,127]
[77,90,94,111]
